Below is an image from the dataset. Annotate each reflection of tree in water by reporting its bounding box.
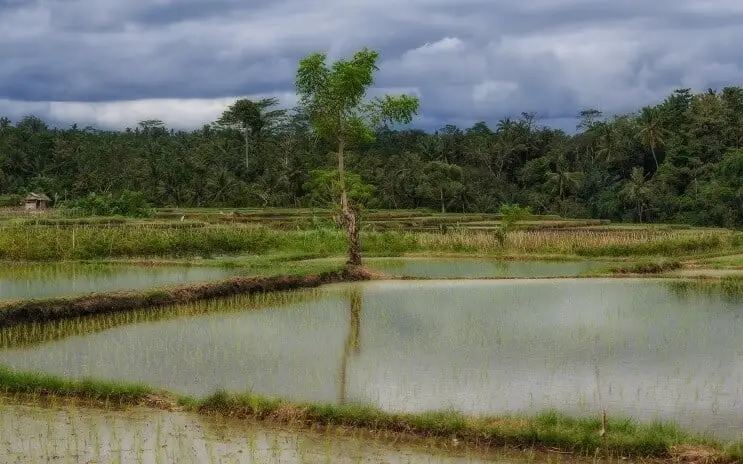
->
[665,280,743,307]
[339,286,362,404]
[490,260,509,274]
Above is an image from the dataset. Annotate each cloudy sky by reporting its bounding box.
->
[1,0,743,132]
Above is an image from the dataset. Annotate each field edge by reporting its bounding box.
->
[0,265,379,327]
[0,368,739,464]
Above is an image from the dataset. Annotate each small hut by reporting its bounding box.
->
[24,193,51,210]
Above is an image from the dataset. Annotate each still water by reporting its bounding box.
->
[0,279,741,439]
[367,258,606,278]
[0,263,236,300]
[1,403,511,463]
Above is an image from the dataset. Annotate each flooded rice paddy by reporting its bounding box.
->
[0,263,236,300]
[366,258,607,278]
[0,402,510,463]
[0,279,741,440]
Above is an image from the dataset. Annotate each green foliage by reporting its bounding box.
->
[4,85,743,226]
[499,203,532,228]
[415,161,463,213]
[0,194,21,207]
[296,48,419,149]
[215,97,287,172]
[495,203,532,245]
[303,169,375,207]
[61,191,155,218]
[296,47,420,264]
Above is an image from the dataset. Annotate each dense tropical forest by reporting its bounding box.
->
[2,86,743,227]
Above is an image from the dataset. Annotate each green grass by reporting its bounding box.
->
[666,276,743,302]
[0,220,738,262]
[694,253,743,269]
[574,235,726,257]
[591,259,683,275]
[0,365,153,401]
[170,394,743,461]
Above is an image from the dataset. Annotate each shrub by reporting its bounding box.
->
[0,194,22,207]
[60,191,155,218]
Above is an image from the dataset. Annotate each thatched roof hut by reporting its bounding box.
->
[24,192,51,210]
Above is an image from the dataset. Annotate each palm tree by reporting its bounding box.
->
[216,97,287,171]
[636,107,667,170]
[418,133,445,162]
[620,167,652,223]
[545,158,584,200]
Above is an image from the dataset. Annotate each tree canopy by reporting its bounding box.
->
[2,85,743,228]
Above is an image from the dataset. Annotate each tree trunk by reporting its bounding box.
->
[440,187,445,213]
[244,125,250,171]
[650,145,659,170]
[338,136,362,266]
[346,203,361,266]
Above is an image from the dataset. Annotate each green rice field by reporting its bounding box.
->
[1,210,742,462]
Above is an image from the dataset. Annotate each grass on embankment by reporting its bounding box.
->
[0,365,154,403]
[0,367,739,463]
[0,223,739,261]
[0,266,373,327]
[193,391,743,462]
[585,259,684,276]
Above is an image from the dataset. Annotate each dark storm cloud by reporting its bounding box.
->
[2,0,743,130]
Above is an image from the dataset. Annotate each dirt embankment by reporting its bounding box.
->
[0,266,376,327]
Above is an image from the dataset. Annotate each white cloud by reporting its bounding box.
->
[409,37,465,55]
[472,80,518,103]
[2,0,743,130]
[0,93,299,129]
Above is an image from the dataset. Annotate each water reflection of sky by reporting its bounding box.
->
[0,278,741,440]
[367,258,607,278]
[0,264,235,300]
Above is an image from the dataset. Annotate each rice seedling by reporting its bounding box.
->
[0,400,515,463]
[666,275,743,303]
[0,287,324,349]
[0,266,370,327]
[2,214,742,462]
[0,278,739,461]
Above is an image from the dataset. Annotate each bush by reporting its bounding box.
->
[0,194,22,207]
[60,191,155,218]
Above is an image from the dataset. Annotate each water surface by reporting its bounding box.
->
[367,258,606,278]
[1,403,510,463]
[0,263,236,300]
[1,279,741,440]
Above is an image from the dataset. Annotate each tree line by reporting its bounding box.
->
[2,84,743,227]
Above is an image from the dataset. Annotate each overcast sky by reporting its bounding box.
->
[1,0,743,132]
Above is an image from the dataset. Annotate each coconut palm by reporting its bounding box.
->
[636,107,667,170]
[216,97,287,171]
[620,167,653,223]
[545,158,585,200]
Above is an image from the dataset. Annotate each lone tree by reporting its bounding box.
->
[296,47,419,266]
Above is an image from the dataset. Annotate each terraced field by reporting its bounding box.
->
[0,208,741,463]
